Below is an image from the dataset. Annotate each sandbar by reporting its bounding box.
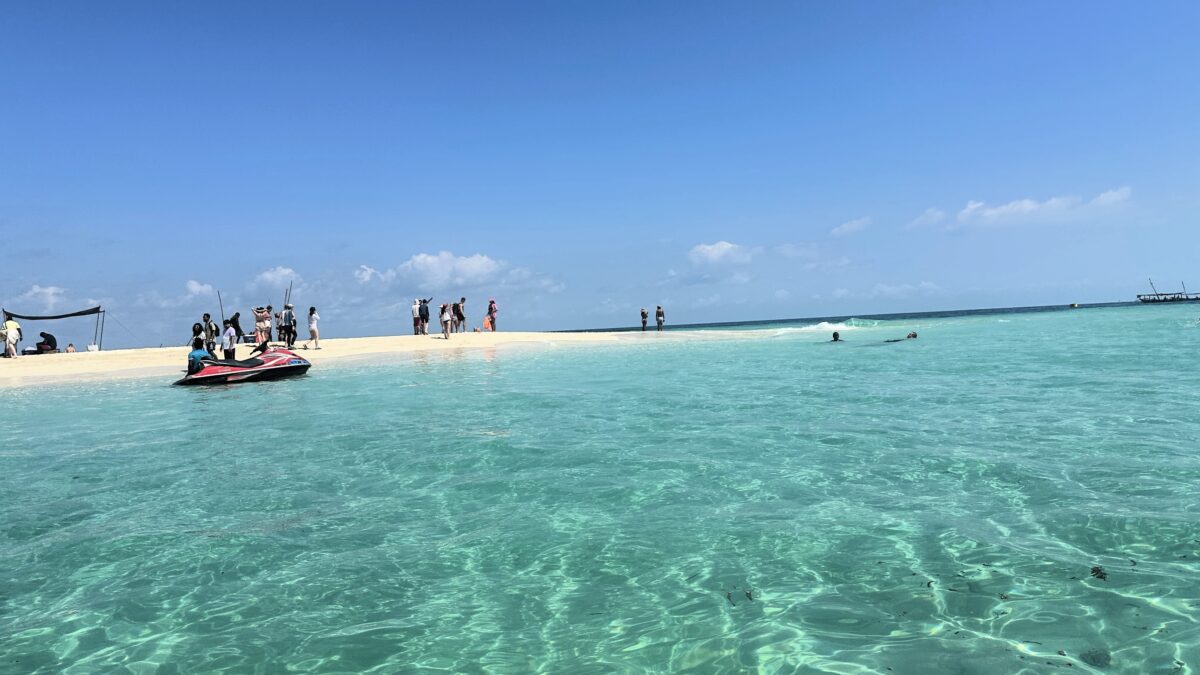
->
[0,331,627,388]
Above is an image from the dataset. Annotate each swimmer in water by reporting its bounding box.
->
[831,331,842,342]
[885,331,919,343]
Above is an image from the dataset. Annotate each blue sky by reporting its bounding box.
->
[2,1,1197,347]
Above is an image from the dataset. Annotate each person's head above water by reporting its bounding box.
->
[831,331,841,342]
[907,332,918,339]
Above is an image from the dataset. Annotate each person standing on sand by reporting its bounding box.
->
[655,306,665,332]
[487,299,498,332]
[456,298,467,333]
[222,319,237,360]
[202,313,220,357]
[411,299,421,335]
[419,298,432,335]
[439,303,452,339]
[3,316,21,358]
[281,304,298,349]
[253,306,271,344]
[305,307,321,350]
[641,308,648,331]
[230,312,244,344]
[450,301,461,333]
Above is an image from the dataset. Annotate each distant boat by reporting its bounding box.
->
[1137,278,1200,303]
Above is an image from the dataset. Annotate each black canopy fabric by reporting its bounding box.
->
[3,306,102,321]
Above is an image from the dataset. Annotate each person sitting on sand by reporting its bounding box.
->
[187,337,210,374]
[36,331,57,353]
[831,331,842,342]
[66,343,76,353]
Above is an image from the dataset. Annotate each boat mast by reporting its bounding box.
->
[1148,278,1160,295]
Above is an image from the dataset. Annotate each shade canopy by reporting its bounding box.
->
[3,306,102,321]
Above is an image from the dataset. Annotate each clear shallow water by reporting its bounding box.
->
[3,304,1200,674]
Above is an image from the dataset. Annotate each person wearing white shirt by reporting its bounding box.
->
[222,320,237,360]
[305,306,321,350]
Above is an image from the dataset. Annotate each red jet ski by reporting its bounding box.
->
[174,345,311,385]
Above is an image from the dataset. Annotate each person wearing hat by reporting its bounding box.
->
[640,308,648,331]
[281,303,298,349]
[411,298,422,335]
[253,306,271,344]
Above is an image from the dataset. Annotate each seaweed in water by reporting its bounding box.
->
[1090,566,1108,581]
[1079,648,1111,668]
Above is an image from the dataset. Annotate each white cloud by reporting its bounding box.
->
[18,285,66,311]
[774,289,791,300]
[398,251,502,290]
[906,208,946,229]
[354,252,559,295]
[1090,185,1131,206]
[255,266,302,288]
[354,265,395,284]
[689,241,753,265]
[957,186,1130,225]
[185,280,214,297]
[831,217,870,237]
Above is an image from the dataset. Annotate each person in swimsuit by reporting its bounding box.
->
[655,306,665,331]
[641,308,648,331]
[831,331,842,342]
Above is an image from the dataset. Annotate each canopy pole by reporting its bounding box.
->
[99,311,106,351]
[218,290,226,323]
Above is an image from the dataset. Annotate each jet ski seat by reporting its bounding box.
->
[201,357,265,368]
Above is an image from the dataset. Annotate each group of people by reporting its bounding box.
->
[188,305,321,363]
[410,297,499,338]
[1,316,78,357]
[640,306,666,331]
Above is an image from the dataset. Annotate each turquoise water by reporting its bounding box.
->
[3,304,1200,673]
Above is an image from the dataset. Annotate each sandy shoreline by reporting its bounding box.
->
[0,332,627,388]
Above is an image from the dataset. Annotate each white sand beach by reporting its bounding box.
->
[0,332,626,387]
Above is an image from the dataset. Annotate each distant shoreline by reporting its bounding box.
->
[561,300,1140,333]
